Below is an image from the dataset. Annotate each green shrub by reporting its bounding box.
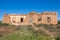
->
[0,21,2,24]
[16,25,21,30]
[0,21,2,27]
[0,24,54,40]
[58,20,60,24]
[0,23,9,27]
[57,24,60,28]
[55,34,60,40]
[0,28,52,40]
[0,33,3,37]
[35,24,48,27]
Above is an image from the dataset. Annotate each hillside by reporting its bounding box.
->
[0,21,60,40]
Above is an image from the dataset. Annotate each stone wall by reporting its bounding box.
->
[2,12,58,25]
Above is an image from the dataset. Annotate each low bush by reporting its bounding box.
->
[57,24,60,28]
[0,33,3,38]
[0,27,53,40]
[58,20,60,24]
[16,25,21,30]
[55,34,60,40]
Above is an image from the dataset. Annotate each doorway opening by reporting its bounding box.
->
[20,18,23,22]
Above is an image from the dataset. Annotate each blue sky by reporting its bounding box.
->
[0,0,60,20]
